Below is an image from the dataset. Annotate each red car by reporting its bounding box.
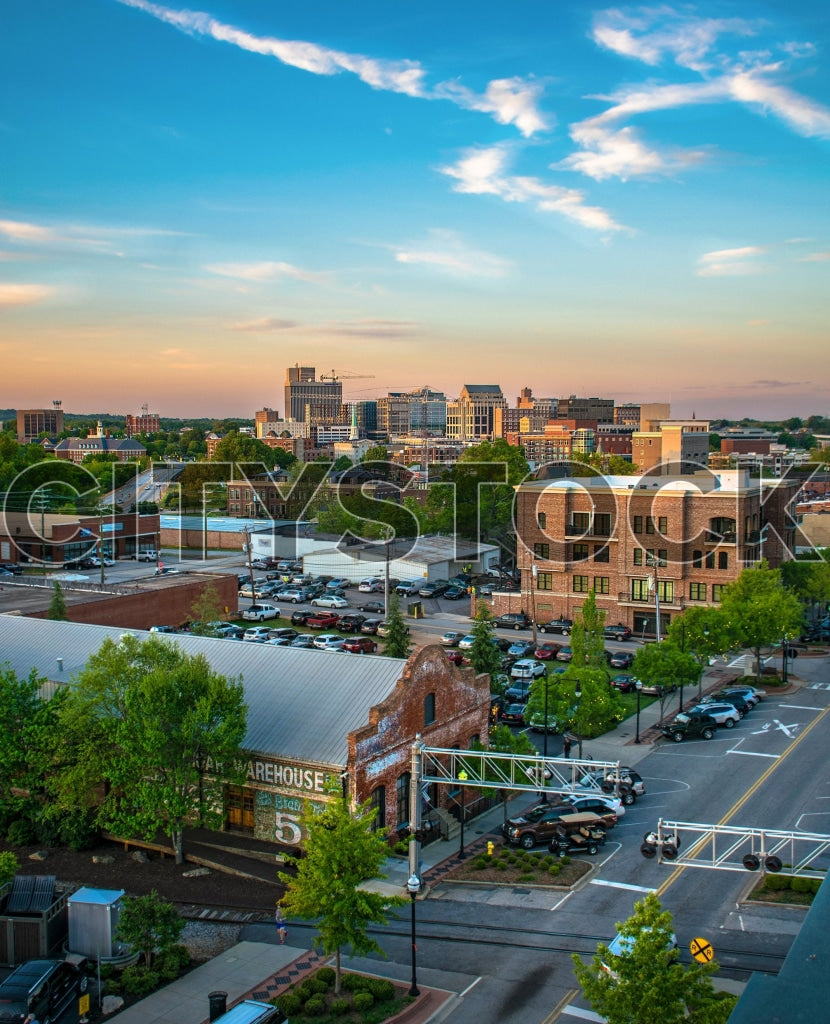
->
[500,702,527,725]
[445,649,465,665]
[342,636,378,654]
[534,642,561,660]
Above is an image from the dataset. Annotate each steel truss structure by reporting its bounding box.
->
[644,819,830,878]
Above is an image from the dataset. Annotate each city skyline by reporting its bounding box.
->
[2,0,828,419]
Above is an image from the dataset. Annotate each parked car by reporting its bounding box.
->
[337,614,367,633]
[419,581,448,598]
[361,618,382,635]
[609,673,638,693]
[640,679,677,696]
[660,710,717,742]
[243,626,272,642]
[443,585,466,600]
[457,634,476,650]
[136,549,158,562]
[603,623,632,641]
[556,646,574,662]
[566,793,623,821]
[504,639,531,658]
[608,650,635,669]
[358,601,386,614]
[251,558,270,570]
[306,611,340,630]
[291,610,316,626]
[241,603,280,622]
[376,620,410,638]
[510,658,546,680]
[715,685,763,706]
[445,649,465,665]
[494,612,532,631]
[504,681,532,703]
[358,578,384,593]
[526,709,560,733]
[326,577,353,591]
[268,627,298,642]
[0,562,24,575]
[537,618,573,635]
[89,556,115,567]
[0,956,88,1024]
[313,633,346,651]
[534,642,561,660]
[440,630,465,647]
[502,802,610,849]
[600,929,679,980]
[690,701,740,728]
[290,634,316,649]
[576,766,646,805]
[703,692,753,716]
[311,595,349,609]
[149,624,176,634]
[499,702,528,725]
[273,588,308,604]
[342,636,378,653]
[205,621,244,639]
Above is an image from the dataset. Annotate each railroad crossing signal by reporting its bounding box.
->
[690,936,714,964]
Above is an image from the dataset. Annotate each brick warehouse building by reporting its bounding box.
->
[506,469,800,636]
[0,617,491,848]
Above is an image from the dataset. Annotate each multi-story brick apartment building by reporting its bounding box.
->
[632,420,710,472]
[125,408,160,436]
[512,470,799,636]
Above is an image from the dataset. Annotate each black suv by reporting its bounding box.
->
[494,612,532,631]
[537,618,573,635]
[0,957,87,1023]
[660,710,717,743]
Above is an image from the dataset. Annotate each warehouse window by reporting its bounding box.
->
[369,786,386,832]
[424,693,436,727]
[396,773,411,827]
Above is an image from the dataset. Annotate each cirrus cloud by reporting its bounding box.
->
[0,283,54,307]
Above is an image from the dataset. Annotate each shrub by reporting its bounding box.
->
[32,812,61,847]
[548,863,561,876]
[811,878,823,893]
[342,974,368,992]
[791,875,814,893]
[762,875,791,891]
[307,978,329,995]
[368,978,395,1001]
[315,966,336,986]
[495,860,507,870]
[6,818,35,846]
[559,855,571,866]
[121,966,160,996]
[331,997,351,1014]
[154,944,189,980]
[60,811,100,851]
[518,872,535,882]
[275,992,303,1016]
[542,855,555,867]
[304,995,326,1016]
[353,991,375,1011]
[473,855,488,869]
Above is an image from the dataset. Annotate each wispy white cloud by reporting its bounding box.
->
[696,245,767,277]
[117,0,549,137]
[0,282,54,307]
[325,319,419,338]
[205,261,328,284]
[0,217,189,257]
[393,229,510,279]
[230,317,300,331]
[440,146,624,232]
[726,69,830,139]
[591,9,757,72]
[561,121,706,181]
[798,251,830,262]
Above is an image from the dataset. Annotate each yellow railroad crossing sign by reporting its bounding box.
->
[690,936,714,964]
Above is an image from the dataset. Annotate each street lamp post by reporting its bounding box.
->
[406,873,420,997]
[782,634,789,683]
[531,563,538,645]
[573,679,582,759]
[634,681,643,744]
[541,675,549,803]
[646,552,661,641]
[457,770,468,860]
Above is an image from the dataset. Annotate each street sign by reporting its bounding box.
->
[690,936,714,963]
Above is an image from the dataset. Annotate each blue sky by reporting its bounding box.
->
[1,0,828,419]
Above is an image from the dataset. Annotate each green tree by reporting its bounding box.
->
[0,666,61,824]
[780,555,830,622]
[468,601,503,681]
[188,583,227,633]
[380,593,411,658]
[632,640,700,712]
[212,431,279,472]
[719,563,804,681]
[361,445,389,463]
[278,792,404,995]
[573,892,736,1024]
[54,635,247,863]
[115,891,185,969]
[46,580,68,621]
[0,850,19,888]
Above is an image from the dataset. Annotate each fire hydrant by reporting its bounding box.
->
[487,841,494,857]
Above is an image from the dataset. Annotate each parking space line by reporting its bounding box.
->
[590,878,654,893]
[726,750,779,758]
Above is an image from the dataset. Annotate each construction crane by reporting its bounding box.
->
[319,369,376,383]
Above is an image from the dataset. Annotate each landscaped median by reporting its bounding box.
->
[437,843,593,887]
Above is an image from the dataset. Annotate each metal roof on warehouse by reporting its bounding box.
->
[0,614,406,767]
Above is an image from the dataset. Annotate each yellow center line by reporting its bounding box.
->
[542,987,579,1024]
[656,703,830,897]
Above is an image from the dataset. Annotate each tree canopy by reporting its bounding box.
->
[573,891,735,1024]
[54,635,247,862]
[380,593,411,658]
[468,601,503,681]
[278,791,403,994]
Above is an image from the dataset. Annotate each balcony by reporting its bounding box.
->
[704,530,737,545]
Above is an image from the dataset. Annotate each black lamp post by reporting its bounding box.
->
[540,676,549,802]
[782,634,789,683]
[457,770,468,860]
[406,873,420,997]
[574,680,582,759]
[634,681,643,744]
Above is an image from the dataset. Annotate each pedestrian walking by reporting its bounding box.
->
[275,903,287,943]
[562,735,572,759]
